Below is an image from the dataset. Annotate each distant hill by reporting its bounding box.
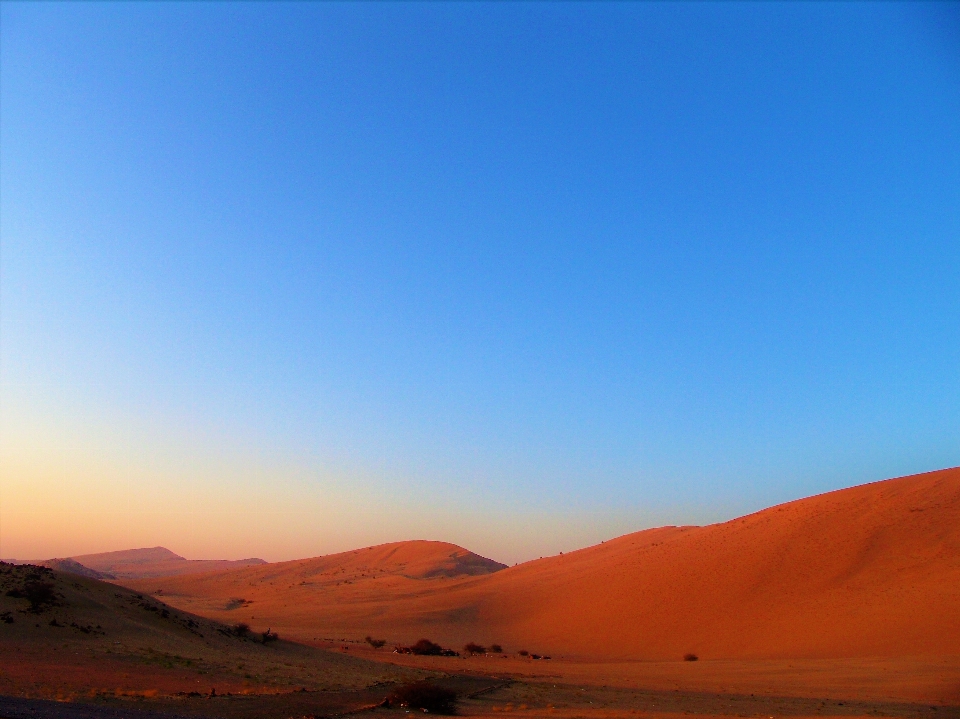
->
[69,547,268,579]
[127,468,960,662]
[39,557,112,579]
[5,547,268,580]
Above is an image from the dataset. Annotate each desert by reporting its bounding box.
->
[4,4,958,718]
[2,468,957,718]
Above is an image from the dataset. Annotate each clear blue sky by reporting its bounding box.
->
[2,2,958,563]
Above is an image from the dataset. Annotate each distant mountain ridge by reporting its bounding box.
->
[6,547,267,580]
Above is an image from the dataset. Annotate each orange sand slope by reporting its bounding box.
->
[128,468,960,662]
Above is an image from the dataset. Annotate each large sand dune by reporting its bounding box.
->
[126,468,959,664]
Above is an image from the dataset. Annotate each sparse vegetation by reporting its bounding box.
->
[463,642,486,654]
[517,649,529,656]
[233,622,250,637]
[394,638,459,656]
[365,635,387,648]
[7,580,58,612]
[262,628,279,643]
[489,643,503,653]
[387,681,458,714]
[683,653,699,661]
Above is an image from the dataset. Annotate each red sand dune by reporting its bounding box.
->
[127,468,960,662]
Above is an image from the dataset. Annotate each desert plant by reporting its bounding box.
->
[410,638,444,656]
[233,622,250,637]
[683,653,698,662]
[20,581,57,612]
[365,635,387,648]
[463,642,486,654]
[261,628,279,643]
[387,681,457,714]
[517,649,529,656]
[489,644,503,653]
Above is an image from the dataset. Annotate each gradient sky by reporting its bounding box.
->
[2,2,958,564]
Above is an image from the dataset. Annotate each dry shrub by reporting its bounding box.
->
[411,638,444,656]
[366,635,387,648]
[489,643,503,653]
[517,650,529,656]
[387,681,457,714]
[463,642,485,654]
[683,653,698,662]
[261,629,279,643]
[233,622,250,637]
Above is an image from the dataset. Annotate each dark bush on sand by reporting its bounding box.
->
[411,638,444,655]
[387,681,457,714]
[366,635,387,648]
[463,642,485,654]
[683,653,698,661]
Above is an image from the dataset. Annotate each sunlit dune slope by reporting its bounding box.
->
[126,468,960,661]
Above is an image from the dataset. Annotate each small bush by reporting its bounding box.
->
[16,581,57,612]
[489,644,503,653]
[517,649,529,656]
[262,628,279,643]
[366,635,387,649]
[683,653,698,662]
[233,623,250,637]
[463,642,486,654]
[411,638,444,656]
[387,681,457,714]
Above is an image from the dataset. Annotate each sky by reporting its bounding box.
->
[1,2,958,564]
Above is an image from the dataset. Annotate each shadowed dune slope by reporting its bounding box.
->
[0,562,415,699]
[127,468,960,661]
